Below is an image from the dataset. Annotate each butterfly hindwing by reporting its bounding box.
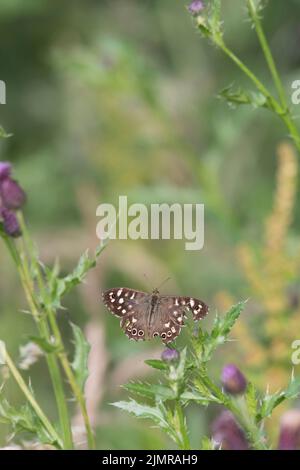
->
[102,288,150,341]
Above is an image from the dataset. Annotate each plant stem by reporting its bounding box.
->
[201,17,300,154]
[4,348,63,448]
[3,235,74,450]
[175,402,190,450]
[247,0,286,109]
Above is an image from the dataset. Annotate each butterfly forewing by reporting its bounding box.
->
[102,288,209,344]
[102,288,151,341]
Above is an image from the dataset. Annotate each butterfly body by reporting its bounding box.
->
[102,287,209,344]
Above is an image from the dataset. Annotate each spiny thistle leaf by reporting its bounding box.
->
[0,399,59,447]
[258,374,300,420]
[70,322,91,392]
[124,382,176,401]
[144,359,168,371]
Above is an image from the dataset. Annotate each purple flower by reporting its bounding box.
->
[0,162,11,180]
[0,177,26,210]
[161,348,180,363]
[211,411,249,450]
[0,207,22,238]
[221,364,247,395]
[188,1,204,15]
[278,410,300,450]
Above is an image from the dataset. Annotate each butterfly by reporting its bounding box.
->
[102,287,209,343]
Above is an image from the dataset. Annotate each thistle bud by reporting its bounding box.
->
[212,411,249,450]
[278,409,300,450]
[0,207,22,238]
[188,1,204,16]
[221,364,247,395]
[0,177,26,210]
[0,162,11,180]
[161,348,180,363]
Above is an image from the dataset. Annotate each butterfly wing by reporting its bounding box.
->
[102,288,151,341]
[151,295,209,344]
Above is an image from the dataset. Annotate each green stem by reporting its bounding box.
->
[217,40,281,114]
[4,349,63,449]
[3,235,74,450]
[175,402,190,450]
[247,0,286,109]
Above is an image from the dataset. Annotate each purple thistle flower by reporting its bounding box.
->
[221,364,247,395]
[0,162,11,180]
[188,1,204,15]
[278,410,300,450]
[161,348,180,363]
[0,177,26,210]
[212,411,249,450]
[0,207,22,238]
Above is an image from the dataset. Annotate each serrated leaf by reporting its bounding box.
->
[245,383,258,420]
[198,302,246,362]
[112,399,169,428]
[124,382,176,401]
[145,359,168,371]
[200,436,216,450]
[219,85,268,109]
[70,323,91,392]
[112,399,179,445]
[258,375,300,420]
[0,399,59,447]
[47,244,106,310]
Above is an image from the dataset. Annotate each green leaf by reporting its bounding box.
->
[0,399,59,447]
[195,301,246,362]
[46,244,106,310]
[245,383,258,420]
[0,126,12,138]
[112,400,179,445]
[219,85,268,109]
[200,436,216,450]
[258,374,300,421]
[70,323,91,392]
[124,382,176,401]
[28,336,61,354]
[145,359,168,371]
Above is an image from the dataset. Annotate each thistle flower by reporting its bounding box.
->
[221,364,247,395]
[161,348,180,363]
[0,207,21,238]
[211,411,249,450]
[278,409,300,450]
[188,1,204,16]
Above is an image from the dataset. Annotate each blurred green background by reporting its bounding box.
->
[1,0,300,449]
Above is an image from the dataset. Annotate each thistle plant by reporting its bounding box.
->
[113,302,300,449]
[187,0,300,152]
[0,162,106,449]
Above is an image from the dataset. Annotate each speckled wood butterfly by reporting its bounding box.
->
[102,287,209,343]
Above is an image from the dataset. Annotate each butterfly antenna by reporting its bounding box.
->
[143,273,154,292]
[157,277,171,291]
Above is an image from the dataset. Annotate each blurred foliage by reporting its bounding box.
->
[1,0,300,449]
